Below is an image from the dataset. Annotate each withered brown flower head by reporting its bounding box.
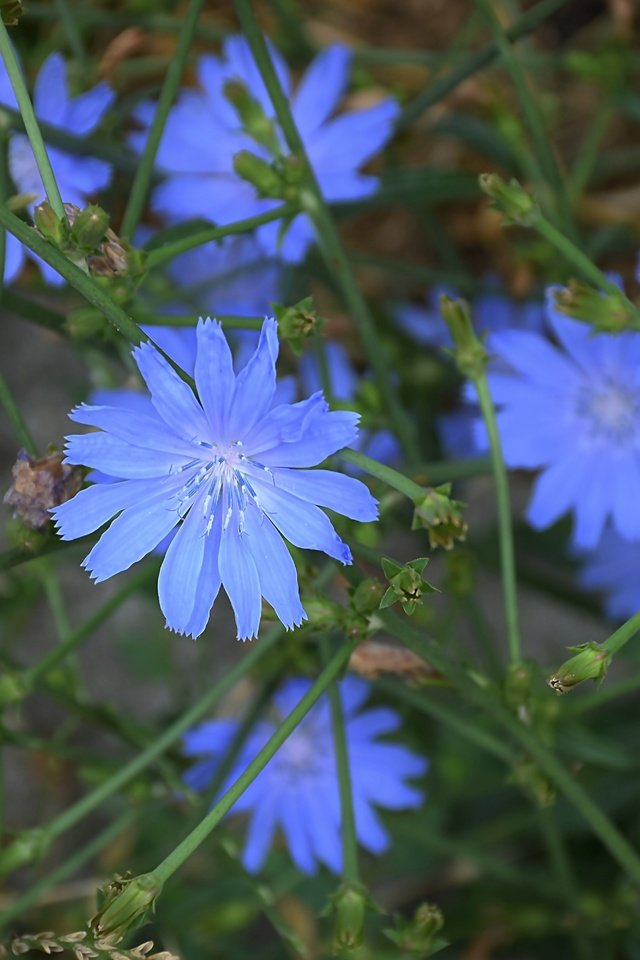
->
[4,449,83,530]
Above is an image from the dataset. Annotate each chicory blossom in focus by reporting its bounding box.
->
[0,52,114,285]
[51,318,378,640]
[182,676,427,874]
[487,288,640,547]
[129,37,398,263]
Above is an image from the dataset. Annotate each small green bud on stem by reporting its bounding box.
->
[478,172,539,226]
[548,642,612,695]
[412,483,468,550]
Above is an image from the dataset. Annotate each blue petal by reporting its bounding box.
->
[302,780,342,874]
[182,510,224,638]
[51,478,164,540]
[293,45,351,138]
[133,341,209,440]
[526,453,589,539]
[280,789,316,874]
[82,492,181,582]
[218,493,262,639]
[226,317,278,437]
[347,707,401,740]
[33,53,68,126]
[158,489,209,635]
[64,82,115,136]
[272,677,314,717]
[247,394,359,467]
[65,432,181,478]
[222,35,291,117]
[69,404,198,457]
[257,213,315,264]
[353,794,389,854]
[338,676,372,715]
[4,232,24,284]
[244,505,306,631]
[242,791,280,873]
[89,389,156,417]
[151,173,261,224]
[308,99,398,173]
[266,467,378,522]
[183,718,238,758]
[251,479,352,564]
[194,319,236,438]
[487,329,579,391]
[140,326,197,379]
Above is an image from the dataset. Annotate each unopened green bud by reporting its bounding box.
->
[0,670,29,705]
[92,872,161,938]
[479,172,539,226]
[440,295,487,379]
[303,595,344,628]
[385,902,447,955]
[224,80,280,154]
[380,556,437,615]
[548,641,612,695]
[71,204,110,251]
[65,306,107,340]
[552,280,634,333]
[34,201,68,246]
[234,150,283,198]
[350,578,386,615]
[412,483,467,550]
[273,297,324,354]
[0,827,50,875]
[333,885,367,951]
[7,191,39,212]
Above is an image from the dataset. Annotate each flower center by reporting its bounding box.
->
[576,380,640,443]
[9,135,45,204]
[173,439,271,535]
[277,727,323,780]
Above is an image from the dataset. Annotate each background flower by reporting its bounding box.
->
[0,51,114,285]
[487,288,640,547]
[578,527,640,621]
[52,318,378,639]
[183,676,428,874]
[129,37,397,263]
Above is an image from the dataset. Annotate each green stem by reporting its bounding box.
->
[233,0,418,463]
[397,0,571,129]
[145,203,297,269]
[477,0,574,237]
[138,313,264,329]
[54,0,87,67]
[322,638,359,887]
[0,21,66,219]
[600,610,640,657]
[383,614,640,888]
[0,369,37,454]
[473,376,521,664]
[340,449,424,500]
[569,100,614,203]
[0,204,143,343]
[120,0,206,238]
[150,638,355,886]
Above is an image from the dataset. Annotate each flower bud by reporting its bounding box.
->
[548,641,612,695]
[70,204,110,251]
[273,297,324,354]
[380,556,437,615]
[65,306,108,340]
[92,872,161,938]
[411,484,467,550]
[34,201,68,246]
[332,885,367,951]
[233,150,284,199]
[552,280,634,333]
[385,902,447,955]
[224,80,280,154]
[350,578,386,615]
[439,295,487,380]
[478,172,539,226]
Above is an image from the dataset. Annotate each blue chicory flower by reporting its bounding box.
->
[486,286,640,547]
[0,52,114,285]
[129,37,398,263]
[51,318,378,640]
[578,527,640,621]
[182,675,428,874]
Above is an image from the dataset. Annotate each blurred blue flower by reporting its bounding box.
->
[487,288,640,547]
[52,318,378,639]
[0,52,114,285]
[183,676,427,874]
[299,341,400,468]
[578,528,640,621]
[393,283,544,349]
[129,37,398,263]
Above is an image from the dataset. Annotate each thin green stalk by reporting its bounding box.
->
[0,123,7,304]
[340,450,424,500]
[120,0,206,238]
[54,0,86,67]
[0,21,65,219]
[24,565,157,687]
[461,595,503,679]
[537,807,593,960]
[474,375,521,664]
[145,203,297,268]
[150,638,355,886]
[0,370,37,454]
[383,614,640,888]
[0,204,143,343]
[139,313,264,329]
[397,0,571,130]
[477,0,574,237]
[0,812,135,930]
[569,100,614,203]
[234,0,418,463]
[322,638,359,887]
[343,449,493,493]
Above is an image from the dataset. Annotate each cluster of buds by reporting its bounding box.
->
[411,484,467,551]
[380,556,437,616]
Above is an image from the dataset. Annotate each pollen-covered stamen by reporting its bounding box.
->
[172,437,265,534]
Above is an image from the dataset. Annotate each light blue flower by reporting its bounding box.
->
[578,528,640,621]
[52,318,378,640]
[487,287,640,547]
[0,52,114,285]
[129,37,398,263]
[183,676,427,874]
